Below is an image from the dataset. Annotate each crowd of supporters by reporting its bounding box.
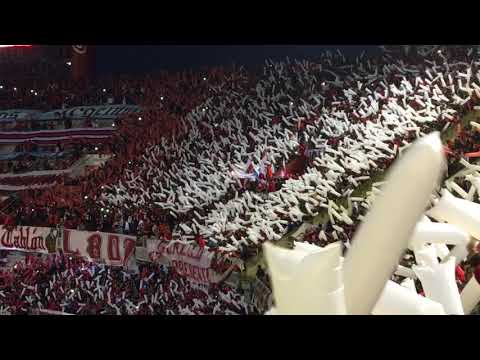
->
[0,45,480,314]
[0,252,249,315]
[5,47,480,248]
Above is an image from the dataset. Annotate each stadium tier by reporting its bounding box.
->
[1,45,480,315]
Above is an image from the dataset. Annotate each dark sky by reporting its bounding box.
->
[95,45,381,75]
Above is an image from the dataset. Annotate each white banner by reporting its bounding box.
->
[0,226,56,253]
[135,246,149,262]
[34,309,74,315]
[62,228,136,267]
[147,240,215,284]
[39,105,141,121]
[0,227,137,268]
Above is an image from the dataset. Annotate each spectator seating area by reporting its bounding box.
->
[1,45,480,314]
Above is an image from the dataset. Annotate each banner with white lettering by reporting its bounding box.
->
[62,229,136,268]
[147,240,215,284]
[0,226,56,253]
[39,105,141,121]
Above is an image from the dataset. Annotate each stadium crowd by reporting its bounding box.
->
[0,75,143,111]
[0,252,249,315]
[1,45,480,314]
[96,45,480,255]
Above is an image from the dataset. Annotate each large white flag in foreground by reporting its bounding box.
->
[265,132,448,315]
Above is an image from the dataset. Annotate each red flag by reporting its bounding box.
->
[267,164,273,179]
[455,265,465,283]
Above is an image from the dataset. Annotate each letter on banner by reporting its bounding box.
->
[108,235,121,261]
[63,229,80,255]
[86,233,102,260]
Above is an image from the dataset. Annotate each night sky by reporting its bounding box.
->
[95,45,381,75]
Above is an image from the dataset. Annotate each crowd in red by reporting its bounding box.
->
[0,63,256,316]
[0,252,249,315]
[2,46,480,315]
[4,66,248,240]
